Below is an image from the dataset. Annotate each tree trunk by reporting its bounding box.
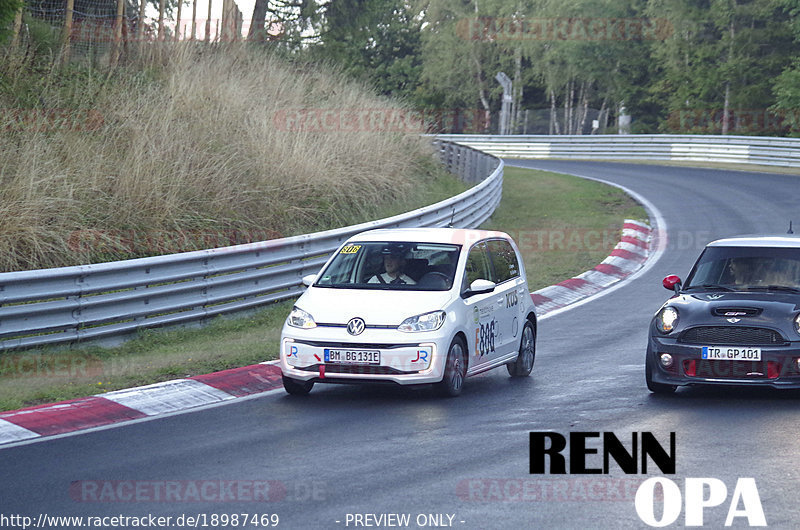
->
[191,0,197,40]
[511,45,523,134]
[597,96,608,134]
[472,56,490,112]
[249,0,269,41]
[722,82,731,135]
[722,18,735,135]
[577,81,590,135]
[158,0,165,41]
[572,81,586,134]
[550,89,559,135]
[175,0,183,40]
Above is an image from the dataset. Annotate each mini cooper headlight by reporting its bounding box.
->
[398,311,446,332]
[287,307,317,329]
[656,307,679,334]
[794,314,800,335]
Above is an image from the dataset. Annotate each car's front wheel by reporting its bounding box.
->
[434,337,467,397]
[282,375,314,396]
[507,320,536,377]
[645,350,677,394]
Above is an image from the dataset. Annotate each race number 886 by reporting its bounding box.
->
[475,320,496,357]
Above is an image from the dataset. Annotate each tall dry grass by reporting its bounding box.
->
[0,44,440,272]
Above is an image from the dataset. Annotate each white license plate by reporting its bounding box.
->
[701,346,762,361]
[324,349,381,365]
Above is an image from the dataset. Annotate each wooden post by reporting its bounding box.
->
[221,0,228,42]
[11,6,23,49]
[61,0,75,65]
[205,0,212,42]
[191,0,197,40]
[111,0,125,66]
[175,0,183,41]
[137,0,145,43]
[158,0,165,41]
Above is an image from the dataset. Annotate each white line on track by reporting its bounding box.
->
[504,162,668,321]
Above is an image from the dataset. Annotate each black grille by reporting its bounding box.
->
[711,307,762,317]
[679,326,784,345]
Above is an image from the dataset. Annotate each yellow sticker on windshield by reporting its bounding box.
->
[340,245,362,254]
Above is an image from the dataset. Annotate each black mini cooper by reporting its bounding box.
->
[647,236,800,393]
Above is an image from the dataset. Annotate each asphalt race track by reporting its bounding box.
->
[2,161,800,529]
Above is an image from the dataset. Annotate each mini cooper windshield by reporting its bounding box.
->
[314,242,461,291]
[685,246,800,292]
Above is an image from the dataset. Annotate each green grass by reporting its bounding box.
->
[0,167,646,411]
[482,167,647,290]
[540,157,800,176]
[0,300,295,412]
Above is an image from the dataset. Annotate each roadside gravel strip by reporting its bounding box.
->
[0,220,651,447]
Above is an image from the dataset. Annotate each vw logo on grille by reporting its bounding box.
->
[347,318,366,336]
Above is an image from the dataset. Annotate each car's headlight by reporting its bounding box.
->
[794,314,800,335]
[287,307,316,329]
[398,311,446,332]
[656,307,679,334]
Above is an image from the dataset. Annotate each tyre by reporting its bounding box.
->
[282,375,314,396]
[434,337,467,397]
[645,351,677,394]
[507,320,536,377]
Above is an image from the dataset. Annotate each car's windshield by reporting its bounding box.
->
[685,246,800,291]
[314,241,461,291]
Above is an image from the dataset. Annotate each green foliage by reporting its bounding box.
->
[0,0,22,43]
[306,0,424,102]
[648,0,794,134]
[299,0,799,135]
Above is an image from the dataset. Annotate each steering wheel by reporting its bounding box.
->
[419,271,451,289]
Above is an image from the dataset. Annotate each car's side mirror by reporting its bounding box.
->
[462,279,496,298]
[663,275,682,293]
[302,274,317,287]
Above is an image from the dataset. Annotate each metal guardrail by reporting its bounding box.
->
[0,140,503,350]
[435,134,800,168]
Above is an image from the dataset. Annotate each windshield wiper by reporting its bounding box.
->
[746,285,800,293]
[685,284,735,291]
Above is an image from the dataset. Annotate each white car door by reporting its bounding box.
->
[462,241,502,368]
[487,238,526,358]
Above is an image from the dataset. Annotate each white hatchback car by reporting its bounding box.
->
[279,228,537,397]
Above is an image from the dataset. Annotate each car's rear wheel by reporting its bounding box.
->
[282,375,314,396]
[645,351,677,394]
[507,320,536,377]
[434,337,467,397]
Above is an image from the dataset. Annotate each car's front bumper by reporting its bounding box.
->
[648,334,800,388]
[280,325,450,385]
